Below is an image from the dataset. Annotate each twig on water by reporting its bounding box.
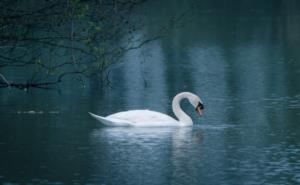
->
[0,73,11,89]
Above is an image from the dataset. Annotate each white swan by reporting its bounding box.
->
[89,92,204,127]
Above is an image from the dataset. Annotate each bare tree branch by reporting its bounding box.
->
[0,0,188,90]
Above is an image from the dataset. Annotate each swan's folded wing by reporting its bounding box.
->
[106,110,178,126]
[89,112,132,126]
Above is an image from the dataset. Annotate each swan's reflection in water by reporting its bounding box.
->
[89,127,203,184]
[170,127,204,185]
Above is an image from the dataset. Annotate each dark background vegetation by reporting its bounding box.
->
[0,0,166,89]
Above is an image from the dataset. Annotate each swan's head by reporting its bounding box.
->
[195,101,204,116]
[187,93,204,116]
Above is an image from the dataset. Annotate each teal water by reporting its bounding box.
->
[1,0,300,184]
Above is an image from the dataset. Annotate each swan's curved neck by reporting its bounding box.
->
[172,93,193,126]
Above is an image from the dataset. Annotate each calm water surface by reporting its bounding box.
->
[1,0,300,184]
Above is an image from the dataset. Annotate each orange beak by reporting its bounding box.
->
[196,106,203,116]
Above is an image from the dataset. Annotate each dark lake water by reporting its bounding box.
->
[1,0,300,184]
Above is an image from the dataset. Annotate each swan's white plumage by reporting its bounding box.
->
[89,110,178,127]
[89,92,203,127]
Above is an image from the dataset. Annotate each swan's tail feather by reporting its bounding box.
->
[89,112,111,126]
[88,112,131,126]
